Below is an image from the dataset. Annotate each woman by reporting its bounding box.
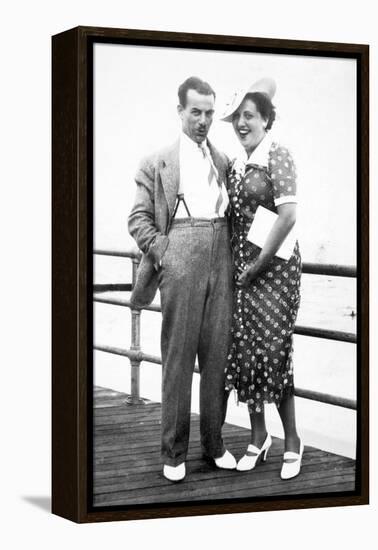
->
[221,78,303,480]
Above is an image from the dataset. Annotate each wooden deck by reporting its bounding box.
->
[93,386,356,507]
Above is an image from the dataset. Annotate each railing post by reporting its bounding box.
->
[125,257,144,405]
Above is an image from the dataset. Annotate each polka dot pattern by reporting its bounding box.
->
[225,141,302,413]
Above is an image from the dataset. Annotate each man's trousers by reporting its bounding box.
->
[157,217,233,467]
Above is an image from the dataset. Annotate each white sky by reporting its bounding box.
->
[94,43,357,265]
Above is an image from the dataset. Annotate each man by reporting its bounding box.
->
[128,76,236,482]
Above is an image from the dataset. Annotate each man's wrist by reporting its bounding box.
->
[148,234,169,270]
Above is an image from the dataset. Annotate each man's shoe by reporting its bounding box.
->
[163,462,186,482]
[214,449,237,470]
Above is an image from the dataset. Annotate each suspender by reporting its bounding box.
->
[171,193,191,220]
[163,194,191,239]
[173,146,223,220]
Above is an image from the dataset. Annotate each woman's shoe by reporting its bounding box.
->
[280,440,304,480]
[237,433,272,471]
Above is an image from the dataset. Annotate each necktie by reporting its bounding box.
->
[198,142,223,215]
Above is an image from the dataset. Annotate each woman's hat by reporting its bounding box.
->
[220,77,277,122]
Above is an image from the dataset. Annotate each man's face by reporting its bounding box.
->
[178,89,215,144]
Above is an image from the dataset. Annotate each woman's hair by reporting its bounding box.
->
[244,91,276,130]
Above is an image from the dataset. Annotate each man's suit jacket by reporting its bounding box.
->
[128,138,229,307]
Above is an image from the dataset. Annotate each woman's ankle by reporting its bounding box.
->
[250,429,268,448]
[284,433,301,453]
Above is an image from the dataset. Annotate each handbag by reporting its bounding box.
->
[130,194,190,309]
[247,205,297,261]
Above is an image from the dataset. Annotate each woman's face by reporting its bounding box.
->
[232,98,267,155]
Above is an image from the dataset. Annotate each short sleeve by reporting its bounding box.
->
[268,145,297,206]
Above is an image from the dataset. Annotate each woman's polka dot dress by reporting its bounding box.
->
[225,142,302,413]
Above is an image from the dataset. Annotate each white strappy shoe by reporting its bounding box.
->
[280,440,304,480]
[236,433,272,471]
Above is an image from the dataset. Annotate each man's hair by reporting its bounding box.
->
[178,76,216,107]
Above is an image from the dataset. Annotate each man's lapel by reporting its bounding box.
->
[160,139,180,216]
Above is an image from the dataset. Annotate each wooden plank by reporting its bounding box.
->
[93,469,356,506]
[93,454,354,485]
[94,452,352,476]
[93,399,150,409]
[93,468,356,506]
[92,436,330,459]
[94,414,160,423]
[93,455,354,493]
[92,386,356,507]
[94,461,355,495]
[93,445,347,471]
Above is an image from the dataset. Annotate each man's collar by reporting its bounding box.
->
[180,132,209,153]
[245,132,274,168]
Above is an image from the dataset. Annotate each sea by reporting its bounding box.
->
[94,256,357,459]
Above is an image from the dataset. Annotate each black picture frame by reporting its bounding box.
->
[52,25,369,523]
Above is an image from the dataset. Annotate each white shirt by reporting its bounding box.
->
[176,132,229,218]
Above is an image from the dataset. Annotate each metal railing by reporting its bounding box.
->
[94,248,357,410]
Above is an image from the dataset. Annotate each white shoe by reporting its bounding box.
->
[214,449,237,470]
[163,462,186,482]
[237,433,272,471]
[280,440,304,480]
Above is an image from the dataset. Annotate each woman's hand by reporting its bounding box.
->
[236,204,297,289]
[236,262,260,287]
